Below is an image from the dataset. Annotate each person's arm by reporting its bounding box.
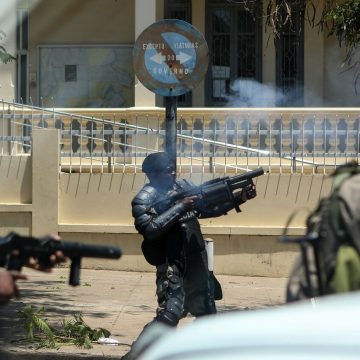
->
[25,234,66,271]
[132,188,194,241]
[0,271,27,304]
[0,234,66,304]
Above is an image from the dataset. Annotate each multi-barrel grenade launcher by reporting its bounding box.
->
[158,167,264,213]
[0,232,122,286]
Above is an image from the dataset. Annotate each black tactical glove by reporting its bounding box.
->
[232,182,257,208]
[243,181,257,200]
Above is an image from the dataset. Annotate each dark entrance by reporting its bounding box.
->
[275,0,305,106]
[205,0,262,107]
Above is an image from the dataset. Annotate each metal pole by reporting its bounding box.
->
[164,96,177,171]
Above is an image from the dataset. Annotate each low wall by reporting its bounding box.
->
[0,129,335,277]
[57,231,300,277]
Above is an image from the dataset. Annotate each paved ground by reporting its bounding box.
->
[0,268,288,359]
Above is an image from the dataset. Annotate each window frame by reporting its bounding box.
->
[205,0,263,107]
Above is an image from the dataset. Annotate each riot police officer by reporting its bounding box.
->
[131,152,256,326]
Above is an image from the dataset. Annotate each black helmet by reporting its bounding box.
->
[142,152,174,174]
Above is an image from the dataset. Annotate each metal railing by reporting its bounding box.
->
[1,100,359,174]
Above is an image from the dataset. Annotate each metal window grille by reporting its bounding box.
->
[275,0,305,106]
[206,0,262,107]
[16,8,29,104]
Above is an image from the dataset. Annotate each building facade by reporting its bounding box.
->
[0,0,358,108]
[0,0,359,277]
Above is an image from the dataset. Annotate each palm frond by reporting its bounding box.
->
[16,305,112,349]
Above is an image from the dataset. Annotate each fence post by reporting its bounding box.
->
[32,128,60,236]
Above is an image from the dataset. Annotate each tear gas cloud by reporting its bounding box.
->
[225,79,314,107]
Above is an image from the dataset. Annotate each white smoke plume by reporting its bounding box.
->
[226,79,281,107]
[225,79,327,107]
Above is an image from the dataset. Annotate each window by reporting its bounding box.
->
[39,45,134,107]
[16,8,29,103]
[65,65,77,82]
[275,0,304,106]
[206,1,262,107]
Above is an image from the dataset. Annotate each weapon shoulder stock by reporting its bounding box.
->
[0,232,41,252]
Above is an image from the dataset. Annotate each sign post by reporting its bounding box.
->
[164,95,177,168]
[133,19,209,170]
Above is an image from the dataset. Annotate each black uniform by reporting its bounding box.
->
[132,177,243,326]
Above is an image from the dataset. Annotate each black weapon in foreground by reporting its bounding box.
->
[157,167,264,213]
[0,232,122,286]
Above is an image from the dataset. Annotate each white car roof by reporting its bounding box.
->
[140,292,360,360]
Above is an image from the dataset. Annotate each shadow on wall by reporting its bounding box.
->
[0,156,32,204]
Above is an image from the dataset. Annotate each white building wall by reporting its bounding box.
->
[0,0,359,108]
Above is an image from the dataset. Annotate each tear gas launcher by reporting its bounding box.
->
[0,232,122,286]
[157,167,264,213]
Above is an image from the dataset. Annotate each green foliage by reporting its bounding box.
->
[322,0,360,93]
[323,0,360,48]
[0,30,16,64]
[17,305,56,348]
[58,313,110,349]
[227,0,360,93]
[226,1,315,38]
[227,1,360,47]
[17,305,111,349]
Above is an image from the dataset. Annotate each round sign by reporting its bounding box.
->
[133,19,209,97]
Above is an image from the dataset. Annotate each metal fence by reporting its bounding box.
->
[1,100,359,174]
